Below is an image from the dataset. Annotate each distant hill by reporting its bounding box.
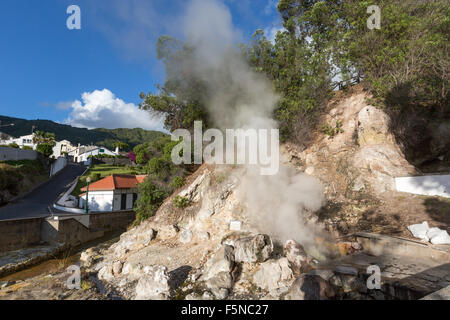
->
[0,115,167,150]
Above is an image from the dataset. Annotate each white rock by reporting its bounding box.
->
[408,222,430,242]
[283,240,308,274]
[229,220,242,231]
[427,228,450,245]
[253,258,294,292]
[157,225,179,240]
[234,234,273,263]
[203,245,235,280]
[134,265,170,300]
[179,229,193,244]
[98,264,115,282]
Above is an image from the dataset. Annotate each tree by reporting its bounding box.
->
[113,140,130,152]
[36,143,53,158]
[139,36,209,132]
[33,131,56,147]
[134,178,169,223]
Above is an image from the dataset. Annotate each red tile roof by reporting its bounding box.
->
[80,174,147,192]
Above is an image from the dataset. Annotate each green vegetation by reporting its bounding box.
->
[132,135,189,222]
[7,143,19,148]
[134,178,170,223]
[33,131,56,158]
[241,0,449,143]
[170,176,185,189]
[138,0,448,147]
[36,143,53,158]
[173,195,190,209]
[0,115,167,150]
[321,121,344,138]
[0,160,48,204]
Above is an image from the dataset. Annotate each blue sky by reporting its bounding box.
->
[0,0,281,131]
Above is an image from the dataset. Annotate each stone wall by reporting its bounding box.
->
[0,147,37,161]
[90,211,136,232]
[41,211,136,247]
[1,211,136,252]
[0,218,42,252]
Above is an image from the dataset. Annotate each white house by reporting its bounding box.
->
[79,174,146,212]
[69,145,117,163]
[52,140,75,158]
[0,133,37,149]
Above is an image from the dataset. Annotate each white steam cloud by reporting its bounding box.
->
[180,0,325,244]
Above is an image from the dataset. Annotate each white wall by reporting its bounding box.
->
[395,175,450,198]
[80,191,115,212]
[50,157,68,176]
[78,147,117,163]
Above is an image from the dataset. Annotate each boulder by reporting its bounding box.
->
[136,228,156,247]
[357,106,393,146]
[98,264,115,282]
[121,262,144,281]
[284,274,336,300]
[134,265,171,300]
[179,229,193,244]
[234,234,273,263]
[205,271,233,292]
[80,248,98,267]
[157,225,179,240]
[203,245,235,280]
[253,258,294,293]
[353,145,416,193]
[112,261,123,275]
[283,240,308,275]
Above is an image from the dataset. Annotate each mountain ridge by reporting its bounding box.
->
[0,115,167,150]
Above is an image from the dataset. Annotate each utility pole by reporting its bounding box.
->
[84,177,91,214]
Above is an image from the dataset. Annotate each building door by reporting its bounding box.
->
[133,193,138,207]
[121,194,127,210]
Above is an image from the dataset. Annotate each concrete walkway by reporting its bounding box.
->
[0,164,86,221]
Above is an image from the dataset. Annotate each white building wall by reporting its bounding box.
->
[80,191,115,212]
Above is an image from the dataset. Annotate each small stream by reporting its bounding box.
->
[0,231,122,282]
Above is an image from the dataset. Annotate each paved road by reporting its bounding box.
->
[0,164,87,221]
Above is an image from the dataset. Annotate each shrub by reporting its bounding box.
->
[170,176,185,189]
[173,195,190,209]
[90,173,102,182]
[36,143,53,158]
[321,121,344,137]
[135,178,169,223]
[21,146,33,150]
[8,143,19,149]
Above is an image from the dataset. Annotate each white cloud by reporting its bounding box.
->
[64,89,166,131]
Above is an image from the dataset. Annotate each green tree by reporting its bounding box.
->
[113,140,130,152]
[33,131,56,147]
[36,143,53,158]
[134,178,169,223]
[139,36,209,132]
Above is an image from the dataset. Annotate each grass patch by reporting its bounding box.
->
[0,159,48,201]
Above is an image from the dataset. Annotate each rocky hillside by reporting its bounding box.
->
[76,88,449,300]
